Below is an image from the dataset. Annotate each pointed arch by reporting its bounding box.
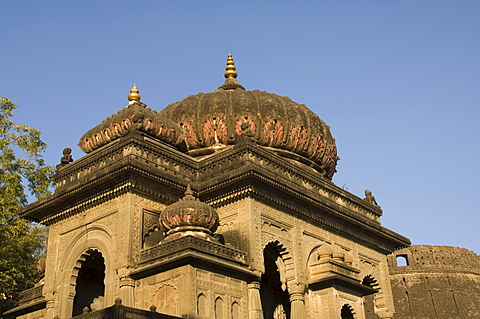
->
[306,244,322,266]
[305,241,333,275]
[362,275,380,290]
[71,249,105,316]
[362,274,382,319]
[263,240,295,282]
[151,284,179,316]
[341,304,356,319]
[214,296,224,319]
[57,225,116,319]
[231,301,240,319]
[261,241,292,319]
[197,293,207,317]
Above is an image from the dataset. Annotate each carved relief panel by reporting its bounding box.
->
[142,209,163,248]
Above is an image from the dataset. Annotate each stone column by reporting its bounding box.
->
[65,284,77,317]
[247,281,263,319]
[44,293,56,319]
[117,265,135,307]
[119,275,135,307]
[288,283,306,319]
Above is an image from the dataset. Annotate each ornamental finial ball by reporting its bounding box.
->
[224,53,238,79]
[128,84,141,102]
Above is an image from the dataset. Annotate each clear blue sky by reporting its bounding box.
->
[2,1,479,254]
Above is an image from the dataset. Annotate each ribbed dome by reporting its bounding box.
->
[159,186,219,239]
[159,55,339,179]
[317,243,333,259]
[79,100,182,153]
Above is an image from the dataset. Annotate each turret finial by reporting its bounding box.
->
[128,84,141,102]
[224,53,238,79]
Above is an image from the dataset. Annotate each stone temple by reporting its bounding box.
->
[7,55,479,319]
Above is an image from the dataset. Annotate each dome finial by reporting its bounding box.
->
[128,84,141,102]
[224,53,237,79]
[218,54,245,91]
[185,184,194,197]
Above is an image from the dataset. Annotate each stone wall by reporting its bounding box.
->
[388,245,480,319]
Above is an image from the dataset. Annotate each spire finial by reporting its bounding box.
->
[128,84,141,102]
[218,54,245,91]
[224,53,238,79]
[185,184,193,196]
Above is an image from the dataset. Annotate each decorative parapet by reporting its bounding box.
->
[3,285,46,317]
[309,260,360,283]
[140,235,248,266]
[307,259,376,296]
[20,125,408,253]
[388,245,480,319]
[71,298,181,319]
[19,285,44,303]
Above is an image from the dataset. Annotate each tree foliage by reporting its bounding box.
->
[0,97,53,303]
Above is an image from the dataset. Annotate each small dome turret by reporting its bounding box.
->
[332,243,345,262]
[317,243,333,261]
[159,185,220,241]
[78,85,183,153]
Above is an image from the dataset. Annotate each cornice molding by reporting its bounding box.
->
[20,133,409,250]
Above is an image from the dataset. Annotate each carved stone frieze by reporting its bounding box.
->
[23,129,404,255]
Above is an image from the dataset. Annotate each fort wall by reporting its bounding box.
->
[387,245,480,319]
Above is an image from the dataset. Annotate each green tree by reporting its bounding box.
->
[0,97,53,314]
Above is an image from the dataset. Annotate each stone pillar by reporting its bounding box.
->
[65,284,76,317]
[44,293,56,319]
[288,283,306,319]
[117,265,135,307]
[247,281,263,319]
[119,275,135,307]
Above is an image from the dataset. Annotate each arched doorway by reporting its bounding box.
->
[341,304,355,319]
[72,249,105,316]
[260,243,290,319]
[362,275,379,319]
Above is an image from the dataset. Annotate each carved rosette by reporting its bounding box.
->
[79,101,182,153]
[159,89,339,179]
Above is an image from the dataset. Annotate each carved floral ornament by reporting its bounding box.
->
[174,113,338,177]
